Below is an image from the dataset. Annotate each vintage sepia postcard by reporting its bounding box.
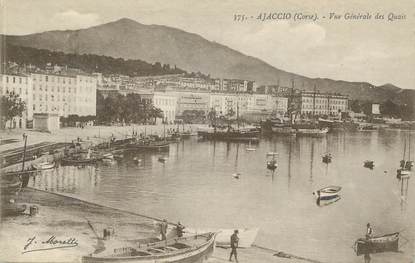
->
[0,0,414,262]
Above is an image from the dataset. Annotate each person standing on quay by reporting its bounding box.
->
[229,230,239,262]
[160,219,168,240]
[366,223,373,239]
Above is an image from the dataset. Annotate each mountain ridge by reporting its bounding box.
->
[0,17,408,102]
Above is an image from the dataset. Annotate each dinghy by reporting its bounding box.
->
[354,232,399,256]
[313,186,342,200]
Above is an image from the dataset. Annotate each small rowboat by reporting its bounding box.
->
[397,169,411,179]
[266,152,278,156]
[82,232,216,263]
[313,186,341,200]
[364,160,375,169]
[101,153,114,160]
[354,232,399,256]
[322,154,332,164]
[232,173,241,179]
[34,162,55,170]
[158,157,168,163]
[267,160,278,170]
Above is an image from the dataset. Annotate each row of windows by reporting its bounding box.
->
[34,85,73,93]
[0,87,28,96]
[303,104,347,109]
[302,98,347,105]
[33,75,77,84]
[33,75,96,84]
[154,98,175,106]
[33,104,94,113]
[1,76,28,84]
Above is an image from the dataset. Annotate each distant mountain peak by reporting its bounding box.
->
[2,19,404,101]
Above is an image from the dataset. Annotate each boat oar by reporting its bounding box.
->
[253,245,327,263]
[84,217,105,253]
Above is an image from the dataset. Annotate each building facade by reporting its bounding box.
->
[294,91,348,116]
[153,92,177,123]
[31,72,97,117]
[0,73,33,128]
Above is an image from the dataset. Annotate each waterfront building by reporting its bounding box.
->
[294,90,348,116]
[214,78,255,92]
[171,91,210,116]
[0,73,33,128]
[153,92,177,123]
[31,72,97,117]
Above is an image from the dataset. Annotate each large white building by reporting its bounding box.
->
[31,72,96,117]
[153,92,177,123]
[294,91,348,116]
[0,71,97,129]
[0,73,33,128]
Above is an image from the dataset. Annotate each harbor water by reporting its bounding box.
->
[29,129,415,263]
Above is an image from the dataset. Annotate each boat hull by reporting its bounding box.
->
[314,186,341,200]
[295,128,329,137]
[197,129,260,143]
[355,233,399,256]
[126,143,170,152]
[82,233,216,263]
[61,158,98,166]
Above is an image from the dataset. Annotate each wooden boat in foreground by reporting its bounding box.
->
[82,232,216,263]
[313,186,342,200]
[354,232,399,256]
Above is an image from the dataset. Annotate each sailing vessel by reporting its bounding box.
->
[198,103,260,142]
[292,85,329,137]
[397,132,413,178]
[127,123,170,152]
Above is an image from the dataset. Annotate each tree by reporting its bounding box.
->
[380,99,400,118]
[0,91,26,129]
[349,100,362,113]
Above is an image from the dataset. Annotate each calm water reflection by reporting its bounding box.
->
[30,130,415,263]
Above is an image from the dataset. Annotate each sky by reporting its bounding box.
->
[0,0,414,89]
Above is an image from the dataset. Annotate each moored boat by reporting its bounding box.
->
[322,153,332,164]
[295,127,329,137]
[82,232,216,263]
[364,160,375,169]
[33,161,55,170]
[313,186,342,200]
[267,160,278,170]
[127,141,170,152]
[61,158,99,166]
[354,232,399,256]
[197,126,260,142]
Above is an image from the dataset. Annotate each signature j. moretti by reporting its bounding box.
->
[22,235,79,254]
